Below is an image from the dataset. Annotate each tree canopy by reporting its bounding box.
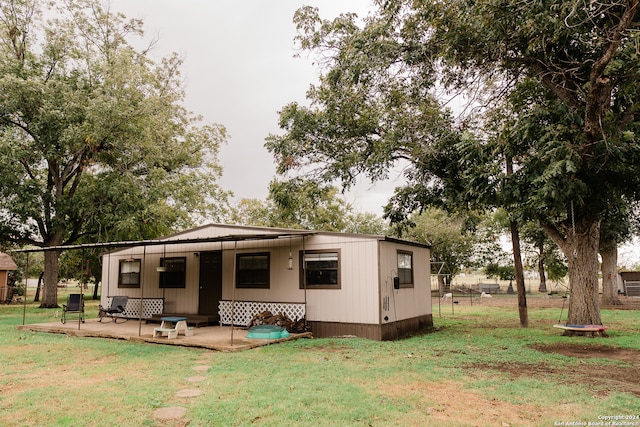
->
[266,0,640,328]
[0,0,229,306]
[230,178,389,235]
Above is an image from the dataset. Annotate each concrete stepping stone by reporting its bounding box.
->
[193,365,210,372]
[185,375,206,383]
[153,406,187,420]
[175,388,202,398]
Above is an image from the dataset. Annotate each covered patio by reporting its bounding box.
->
[17,318,312,352]
[12,230,314,351]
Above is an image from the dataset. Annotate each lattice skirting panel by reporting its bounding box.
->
[219,300,306,326]
[107,297,164,319]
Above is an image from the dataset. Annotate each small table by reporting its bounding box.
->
[153,316,189,339]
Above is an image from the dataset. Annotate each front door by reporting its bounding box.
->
[198,251,222,315]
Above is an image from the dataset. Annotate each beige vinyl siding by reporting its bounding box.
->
[221,243,306,302]
[378,241,431,322]
[302,235,380,324]
[101,246,202,314]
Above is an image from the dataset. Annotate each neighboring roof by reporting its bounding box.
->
[0,252,18,270]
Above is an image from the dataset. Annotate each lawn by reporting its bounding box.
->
[1,291,639,426]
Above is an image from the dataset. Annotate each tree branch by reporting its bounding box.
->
[585,0,640,139]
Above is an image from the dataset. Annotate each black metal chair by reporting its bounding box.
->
[98,295,129,323]
[61,294,85,324]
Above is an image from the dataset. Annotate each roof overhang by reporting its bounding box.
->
[9,231,316,253]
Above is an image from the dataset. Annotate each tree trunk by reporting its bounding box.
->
[543,217,603,335]
[34,271,44,302]
[505,156,528,327]
[563,221,602,331]
[510,220,528,327]
[537,241,547,293]
[40,250,61,308]
[600,243,622,306]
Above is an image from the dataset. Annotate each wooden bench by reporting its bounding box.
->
[478,283,500,294]
[623,280,640,296]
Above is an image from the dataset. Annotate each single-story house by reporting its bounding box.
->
[100,224,433,340]
[0,252,18,302]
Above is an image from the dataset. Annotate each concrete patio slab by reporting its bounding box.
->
[16,318,312,352]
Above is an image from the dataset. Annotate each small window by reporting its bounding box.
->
[236,253,270,289]
[119,259,140,288]
[300,250,340,289]
[397,251,414,287]
[159,257,186,288]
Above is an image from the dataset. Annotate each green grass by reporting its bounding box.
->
[1,293,639,426]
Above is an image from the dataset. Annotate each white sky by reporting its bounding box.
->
[109,0,401,216]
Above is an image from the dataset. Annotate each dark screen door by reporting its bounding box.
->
[198,251,222,315]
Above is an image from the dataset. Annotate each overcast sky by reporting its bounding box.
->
[109,0,402,216]
[108,1,640,266]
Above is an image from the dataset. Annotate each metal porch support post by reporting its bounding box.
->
[230,240,237,346]
[302,235,307,323]
[138,245,146,337]
[78,249,84,330]
[22,252,29,325]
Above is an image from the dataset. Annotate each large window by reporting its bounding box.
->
[159,257,186,288]
[236,253,270,289]
[118,259,140,288]
[397,251,414,287]
[300,250,340,289]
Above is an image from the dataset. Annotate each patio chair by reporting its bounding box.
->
[98,295,129,323]
[61,294,85,324]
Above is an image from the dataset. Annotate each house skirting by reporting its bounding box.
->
[308,314,433,341]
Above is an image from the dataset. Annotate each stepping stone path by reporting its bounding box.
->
[152,355,211,423]
[176,388,203,398]
[153,406,188,420]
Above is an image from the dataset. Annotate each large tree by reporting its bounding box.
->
[451,0,640,329]
[266,1,640,329]
[0,0,229,307]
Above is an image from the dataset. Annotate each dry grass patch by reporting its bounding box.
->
[376,378,549,426]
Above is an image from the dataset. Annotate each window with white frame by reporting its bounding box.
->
[397,250,414,287]
[119,259,141,288]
